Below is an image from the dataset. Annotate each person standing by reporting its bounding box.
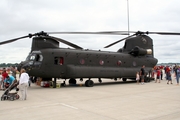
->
[160,69,163,80]
[0,72,2,90]
[175,66,180,85]
[164,66,168,80]
[18,69,29,100]
[2,68,8,90]
[140,65,145,84]
[11,66,17,79]
[155,68,161,83]
[167,66,173,84]
[136,71,140,84]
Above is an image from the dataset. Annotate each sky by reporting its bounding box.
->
[0,0,180,64]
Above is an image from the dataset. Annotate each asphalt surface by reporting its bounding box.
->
[0,76,180,120]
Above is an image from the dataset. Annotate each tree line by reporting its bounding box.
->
[0,63,19,68]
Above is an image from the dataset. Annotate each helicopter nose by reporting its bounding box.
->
[17,61,32,72]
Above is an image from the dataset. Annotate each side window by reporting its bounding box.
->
[35,55,40,61]
[38,55,43,61]
[35,54,43,61]
[54,57,64,65]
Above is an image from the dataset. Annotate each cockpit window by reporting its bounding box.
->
[30,55,36,60]
[29,54,43,61]
[25,55,30,61]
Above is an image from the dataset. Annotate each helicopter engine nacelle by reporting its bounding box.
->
[129,46,152,56]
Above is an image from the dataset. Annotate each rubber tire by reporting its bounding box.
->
[69,78,77,84]
[85,80,94,87]
[122,78,127,82]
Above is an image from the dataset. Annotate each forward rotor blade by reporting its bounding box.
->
[0,31,49,46]
[48,36,83,49]
[0,35,30,45]
[104,34,136,48]
[48,31,129,35]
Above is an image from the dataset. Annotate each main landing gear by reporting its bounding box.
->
[85,79,94,87]
[62,78,95,87]
[69,78,77,85]
[69,78,94,87]
[122,78,127,82]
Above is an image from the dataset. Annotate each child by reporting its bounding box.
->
[155,68,161,83]
[136,71,140,84]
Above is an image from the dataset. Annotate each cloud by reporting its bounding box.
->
[0,0,180,63]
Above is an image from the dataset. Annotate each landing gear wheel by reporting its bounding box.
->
[122,78,127,82]
[85,80,94,87]
[69,78,76,85]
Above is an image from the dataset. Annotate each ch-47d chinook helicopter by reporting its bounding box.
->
[1,31,179,88]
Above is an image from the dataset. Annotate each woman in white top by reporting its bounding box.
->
[18,69,29,100]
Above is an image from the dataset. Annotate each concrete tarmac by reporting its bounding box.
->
[0,77,180,120]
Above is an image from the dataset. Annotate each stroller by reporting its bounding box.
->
[1,80,20,101]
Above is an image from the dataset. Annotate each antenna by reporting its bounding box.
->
[127,0,130,36]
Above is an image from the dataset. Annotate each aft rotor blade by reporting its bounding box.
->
[0,35,30,45]
[48,36,83,49]
[48,31,129,35]
[104,34,136,48]
[147,31,180,35]
[127,31,180,35]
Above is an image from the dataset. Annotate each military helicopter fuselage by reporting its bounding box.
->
[26,48,157,79]
[18,33,158,87]
[1,31,167,87]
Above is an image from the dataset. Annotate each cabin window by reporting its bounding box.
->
[99,60,104,65]
[117,60,122,66]
[80,59,85,64]
[59,57,64,65]
[133,61,136,66]
[54,57,64,65]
